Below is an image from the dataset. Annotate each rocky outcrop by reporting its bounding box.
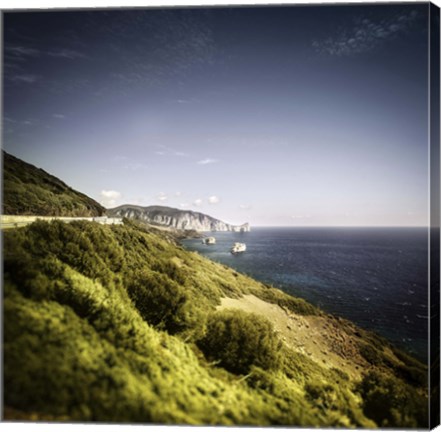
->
[107,205,250,232]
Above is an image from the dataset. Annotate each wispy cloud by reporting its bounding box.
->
[239,204,252,210]
[4,43,86,89]
[193,198,203,207]
[46,77,92,96]
[52,114,65,119]
[208,195,220,204]
[312,10,420,56]
[197,158,219,165]
[122,162,149,171]
[157,192,168,202]
[154,145,188,158]
[47,48,86,59]
[94,9,219,89]
[175,97,200,105]
[3,117,38,130]
[5,44,86,61]
[5,45,40,57]
[112,155,149,171]
[291,215,312,221]
[112,155,129,162]
[100,190,121,208]
[9,74,39,84]
[4,117,28,125]
[110,72,151,86]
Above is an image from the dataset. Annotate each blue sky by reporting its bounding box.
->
[3,3,430,226]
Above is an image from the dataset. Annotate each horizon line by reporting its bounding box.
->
[248,225,432,229]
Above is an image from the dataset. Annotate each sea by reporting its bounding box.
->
[182,227,429,362]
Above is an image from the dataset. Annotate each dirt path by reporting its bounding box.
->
[219,294,369,380]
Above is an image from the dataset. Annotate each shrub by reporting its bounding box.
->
[356,370,428,428]
[388,347,427,387]
[358,342,384,366]
[198,309,282,375]
[305,379,374,428]
[246,366,277,392]
[251,287,319,316]
[151,260,187,285]
[126,269,189,334]
[278,296,318,316]
[305,381,338,411]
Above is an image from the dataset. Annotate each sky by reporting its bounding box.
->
[2,2,431,226]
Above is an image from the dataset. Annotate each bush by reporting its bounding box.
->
[356,370,428,428]
[305,381,338,411]
[251,287,319,316]
[151,260,187,285]
[126,269,189,334]
[198,309,282,375]
[305,379,374,428]
[388,347,427,387]
[358,342,384,366]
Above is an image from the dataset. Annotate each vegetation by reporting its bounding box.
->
[3,219,429,427]
[356,371,428,428]
[2,151,105,216]
[198,310,282,374]
[250,284,320,316]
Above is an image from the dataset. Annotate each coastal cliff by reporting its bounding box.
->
[107,204,250,232]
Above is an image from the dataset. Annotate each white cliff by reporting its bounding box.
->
[107,205,250,232]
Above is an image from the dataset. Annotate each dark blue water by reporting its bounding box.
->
[183,227,429,361]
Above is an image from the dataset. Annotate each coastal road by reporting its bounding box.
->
[0,215,123,230]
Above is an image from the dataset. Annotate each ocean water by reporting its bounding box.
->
[183,227,429,361]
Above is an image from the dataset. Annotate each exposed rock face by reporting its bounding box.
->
[107,205,250,232]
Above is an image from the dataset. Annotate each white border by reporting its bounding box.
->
[1,1,440,432]
[1,0,440,11]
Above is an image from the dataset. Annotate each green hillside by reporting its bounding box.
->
[2,151,105,216]
[3,219,428,427]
